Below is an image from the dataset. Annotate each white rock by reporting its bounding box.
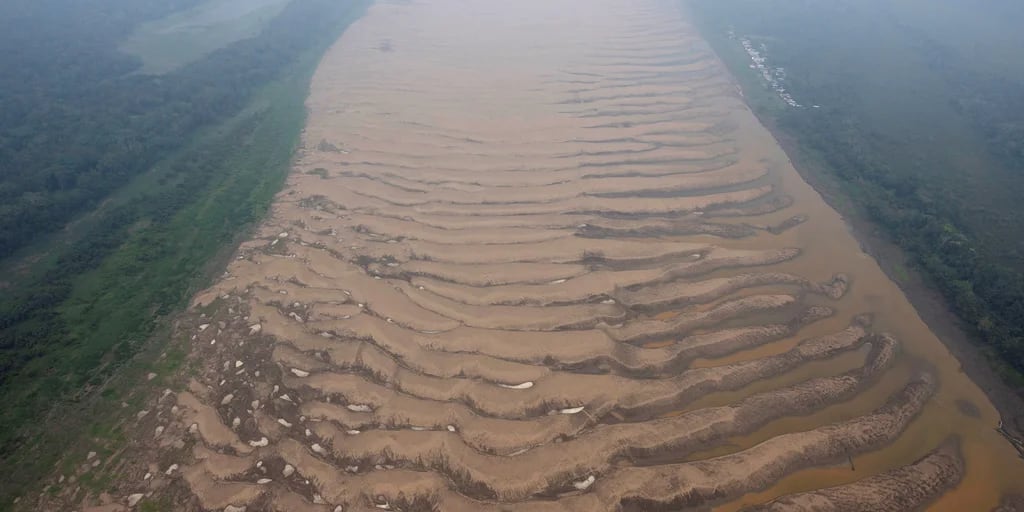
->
[188,423,199,434]
[143,472,152,480]
[559,406,585,415]
[165,464,179,475]
[232,417,241,429]
[278,232,289,238]
[249,437,269,447]
[572,475,596,490]
[87,451,97,460]
[147,372,157,381]
[282,464,295,477]
[224,506,246,512]
[251,400,260,409]
[498,381,533,390]
[311,443,327,455]
[221,393,234,405]
[346,430,361,435]
[154,426,164,437]
[257,478,272,484]
[235,360,244,368]
[127,493,145,507]
[290,368,310,378]
[277,418,293,428]
[249,324,262,335]
[447,425,457,432]
[199,324,210,331]
[346,404,371,412]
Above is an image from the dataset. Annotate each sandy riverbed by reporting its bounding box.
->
[77,0,1024,510]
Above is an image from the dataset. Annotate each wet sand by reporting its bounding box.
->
[106,0,1024,510]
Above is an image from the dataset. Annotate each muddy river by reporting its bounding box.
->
[161,0,1024,510]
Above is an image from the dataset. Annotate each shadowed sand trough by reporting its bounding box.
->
[95,0,1024,511]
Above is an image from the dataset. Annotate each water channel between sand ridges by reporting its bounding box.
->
[165,0,1024,510]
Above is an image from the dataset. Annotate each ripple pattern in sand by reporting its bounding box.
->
[151,1,1022,511]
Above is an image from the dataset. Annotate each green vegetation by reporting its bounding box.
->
[687,0,1024,381]
[0,0,369,505]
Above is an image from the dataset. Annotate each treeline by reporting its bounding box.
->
[779,108,1024,376]
[0,0,355,258]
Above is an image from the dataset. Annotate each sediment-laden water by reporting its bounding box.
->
[125,0,1024,510]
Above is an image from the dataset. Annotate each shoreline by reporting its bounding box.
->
[757,110,1024,441]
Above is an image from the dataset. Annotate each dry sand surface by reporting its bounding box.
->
[64,0,1024,511]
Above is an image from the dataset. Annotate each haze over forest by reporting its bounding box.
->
[0,0,1023,511]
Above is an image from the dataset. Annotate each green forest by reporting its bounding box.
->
[687,0,1024,384]
[0,0,368,504]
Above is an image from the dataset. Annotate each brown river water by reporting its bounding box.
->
[106,0,1024,510]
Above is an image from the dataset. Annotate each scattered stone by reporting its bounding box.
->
[127,493,145,507]
[346,404,371,412]
[257,478,272,484]
[232,417,241,429]
[165,464,179,475]
[311,443,328,455]
[573,475,596,491]
[147,372,157,381]
[87,451,97,461]
[154,426,164,437]
[290,368,310,378]
[199,324,210,332]
[249,437,269,448]
[282,464,295,477]
[278,418,293,428]
[221,393,235,405]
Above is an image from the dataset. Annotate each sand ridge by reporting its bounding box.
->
[73,0,1024,511]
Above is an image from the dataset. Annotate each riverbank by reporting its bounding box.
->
[695,19,1024,444]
